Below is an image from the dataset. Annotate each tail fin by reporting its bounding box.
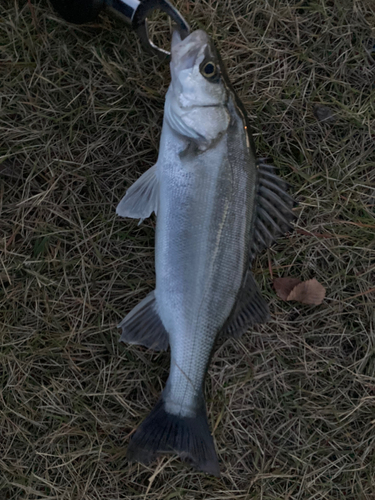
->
[127,398,220,476]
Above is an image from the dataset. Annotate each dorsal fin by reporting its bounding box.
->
[222,271,270,338]
[251,160,296,257]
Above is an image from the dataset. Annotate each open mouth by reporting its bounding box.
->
[171,30,209,70]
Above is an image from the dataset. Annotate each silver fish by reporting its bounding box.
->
[116,29,295,476]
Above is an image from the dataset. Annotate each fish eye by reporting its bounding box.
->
[201,61,217,79]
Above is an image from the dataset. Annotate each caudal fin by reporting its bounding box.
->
[127,398,220,476]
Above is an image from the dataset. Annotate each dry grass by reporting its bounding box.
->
[1,0,375,498]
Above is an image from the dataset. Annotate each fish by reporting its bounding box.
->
[116,29,295,476]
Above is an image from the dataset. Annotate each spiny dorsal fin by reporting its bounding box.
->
[222,271,270,338]
[116,164,158,224]
[251,160,296,256]
[118,291,169,351]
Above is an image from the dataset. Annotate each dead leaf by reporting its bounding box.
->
[287,278,326,305]
[273,277,302,301]
[273,277,326,305]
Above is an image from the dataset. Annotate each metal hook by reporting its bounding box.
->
[132,0,190,59]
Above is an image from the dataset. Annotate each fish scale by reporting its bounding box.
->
[158,126,243,419]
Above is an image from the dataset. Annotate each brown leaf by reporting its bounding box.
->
[287,278,326,305]
[273,277,302,301]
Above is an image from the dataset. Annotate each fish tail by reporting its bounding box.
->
[127,397,220,476]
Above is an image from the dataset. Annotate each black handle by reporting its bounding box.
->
[49,0,189,59]
[49,0,105,24]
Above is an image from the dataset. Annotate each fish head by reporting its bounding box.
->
[166,30,230,145]
[170,30,226,107]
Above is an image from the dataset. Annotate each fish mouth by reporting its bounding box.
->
[171,29,209,71]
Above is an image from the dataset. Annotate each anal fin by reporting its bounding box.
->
[222,271,270,338]
[118,291,169,351]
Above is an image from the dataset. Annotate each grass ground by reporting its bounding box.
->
[1,0,375,498]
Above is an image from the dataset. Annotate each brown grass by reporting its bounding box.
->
[1,0,375,498]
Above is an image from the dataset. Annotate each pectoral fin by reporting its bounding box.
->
[118,291,169,351]
[116,164,159,223]
[222,271,269,338]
